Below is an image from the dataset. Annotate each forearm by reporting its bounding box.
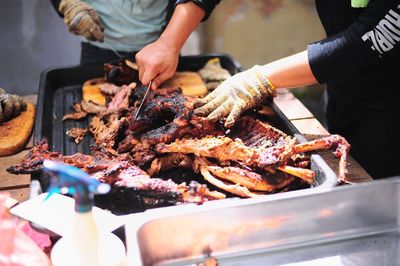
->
[261,50,318,89]
[308,0,400,84]
[159,1,205,53]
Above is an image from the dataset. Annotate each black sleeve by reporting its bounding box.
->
[50,0,63,17]
[175,0,221,21]
[308,0,400,83]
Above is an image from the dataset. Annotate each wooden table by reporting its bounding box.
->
[0,92,373,203]
[0,95,37,202]
[274,90,372,183]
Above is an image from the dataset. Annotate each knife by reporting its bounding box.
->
[134,80,152,120]
[104,42,124,59]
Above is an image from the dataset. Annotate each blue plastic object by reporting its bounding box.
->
[43,160,110,213]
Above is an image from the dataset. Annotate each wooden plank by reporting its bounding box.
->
[303,134,373,183]
[291,118,330,135]
[0,150,30,189]
[22,94,38,105]
[274,93,314,120]
[318,150,373,183]
[2,187,30,202]
[0,103,35,156]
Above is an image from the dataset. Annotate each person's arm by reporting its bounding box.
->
[136,1,220,89]
[51,0,104,42]
[193,51,317,127]
[260,50,317,89]
[194,0,400,127]
[308,0,400,84]
[175,0,221,21]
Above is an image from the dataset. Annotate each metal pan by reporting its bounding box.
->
[33,54,337,214]
[125,177,400,266]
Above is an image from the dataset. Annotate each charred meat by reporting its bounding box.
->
[104,59,139,86]
[7,139,223,204]
[66,127,87,144]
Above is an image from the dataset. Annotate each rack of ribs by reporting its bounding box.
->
[7,139,224,206]
[156,117,351,196]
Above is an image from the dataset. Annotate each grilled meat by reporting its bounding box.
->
[7,139,223,204]
[231,116,288,148]
[11,56,352,209]
[62,101,107,121]
[153,87,181,96]
[179,181,226,203]
[104,59,139,86]
[157,135,296,168]
[157,136,260,164]
[7,139,62,174]
[99,82,121,96]
[62,102,88,121]
[128,92,193,144]
[147,153,193,176]
[66,127,87,144]
[207,165,293,192]
[90,115,126,148]
[294,135,351,183]
[105,83,135,114]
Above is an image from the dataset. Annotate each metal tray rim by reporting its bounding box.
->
[125,177,400,266]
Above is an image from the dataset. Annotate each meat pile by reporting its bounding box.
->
[7,59,351,213]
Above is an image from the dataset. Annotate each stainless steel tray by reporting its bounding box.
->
[125,177,400,266]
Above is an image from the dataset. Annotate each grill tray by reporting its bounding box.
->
[34,54,337,214]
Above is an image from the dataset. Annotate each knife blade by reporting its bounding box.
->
[104,42,123,59]
[134,81,152,120]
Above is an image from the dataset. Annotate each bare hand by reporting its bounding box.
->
[135,38,180,89]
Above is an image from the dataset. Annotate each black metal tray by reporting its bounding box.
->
[34,53,337,214]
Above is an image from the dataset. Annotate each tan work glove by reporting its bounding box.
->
[59,0,104,42]
[0,88,27,123]
[194,65,276,128]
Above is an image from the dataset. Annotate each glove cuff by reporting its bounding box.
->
[250,65,276,97]
[59,0,93,25]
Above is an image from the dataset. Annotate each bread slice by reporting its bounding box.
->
[82,78,107,106]
[161,72,208,97]
[0,103,35,156]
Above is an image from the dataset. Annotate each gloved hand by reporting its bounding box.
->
[194,65,276,128]
[0,88,27,123]
[59,0,104,42]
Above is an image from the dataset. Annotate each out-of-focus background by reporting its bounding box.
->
[0,0,326,123]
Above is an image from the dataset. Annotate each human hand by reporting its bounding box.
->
[59,0,104,42]
[135,38,180,89]
[194,66,276,128]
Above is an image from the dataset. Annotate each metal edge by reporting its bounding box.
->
[295,134,338,188]
[125,178,400,265]
[271,102,338,188]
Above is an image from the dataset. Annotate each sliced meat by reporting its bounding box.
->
[66,127,87,144]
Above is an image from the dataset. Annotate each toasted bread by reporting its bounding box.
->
[0,103,35,156]
[82,78,107,106]
[161,72,208,97]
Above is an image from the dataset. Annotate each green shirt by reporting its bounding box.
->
[84,0,168,51]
